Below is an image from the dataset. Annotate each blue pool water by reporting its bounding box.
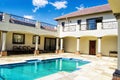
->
[0,58,89,80]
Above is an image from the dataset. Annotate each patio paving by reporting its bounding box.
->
[0,53,117,80]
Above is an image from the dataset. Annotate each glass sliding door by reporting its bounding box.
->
[44,38,56,52]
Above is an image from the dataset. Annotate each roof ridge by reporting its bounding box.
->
[78,4,109,11]
[55,4,111,20]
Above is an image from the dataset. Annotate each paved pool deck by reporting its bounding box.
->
[0,53,117,80]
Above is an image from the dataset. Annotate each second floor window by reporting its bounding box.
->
[77,20,81,25]
[87,19,97,30]
[87,17,102,30]
[61,22,65,27]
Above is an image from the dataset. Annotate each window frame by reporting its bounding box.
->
[87,18,97,30]
[12,33,25,44]
[86,17,103,30]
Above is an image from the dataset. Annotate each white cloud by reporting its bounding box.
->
[32,0,48,12]
[24,15,34,19]
[50,1,67,10]
[76,4,85,10]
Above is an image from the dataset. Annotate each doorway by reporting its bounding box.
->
[89,40,96,55]
[44,38,56,52]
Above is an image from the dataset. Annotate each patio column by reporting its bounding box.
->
[96,37,102,57]
[1,31,7,56]
[34,35,39,56]
[113,16,120,80]
[59,38,64,53]
[75,37,80,54]
[56,38,59,54]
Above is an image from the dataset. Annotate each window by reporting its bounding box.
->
[13,33,25,44]
[77,20,81,25]
[87,19,97,30]
[87,17,102,30]
[61,22,65,27]
[32,36,40,44]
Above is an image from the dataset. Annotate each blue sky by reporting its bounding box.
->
[0,0,108,25]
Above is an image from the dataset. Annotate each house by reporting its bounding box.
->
[0,4,118,56]
[55,4,118,56]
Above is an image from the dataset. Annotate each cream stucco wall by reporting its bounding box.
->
[80,37,98,54]
[63,36,117,56]
[101,36,117,56]
[64,37,76,52]
[6,32,45,50]
[63,37,98,54]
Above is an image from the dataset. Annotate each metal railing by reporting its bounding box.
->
[40,22,57,31]
[80,24,87,31]
[63,25,76,32]
[0,12,3,21]
[80,23,97,31]
[9,15,36,27]
[102,21,118,29]
[62,21,118,32]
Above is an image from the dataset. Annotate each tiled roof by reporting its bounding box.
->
[55,4,112,20]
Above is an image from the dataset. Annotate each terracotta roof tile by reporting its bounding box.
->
[55,4,112,20]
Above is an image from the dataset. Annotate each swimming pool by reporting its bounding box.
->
[0,58,90,80]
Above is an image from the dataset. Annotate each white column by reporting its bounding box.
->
[56,38,59,50]
[1,31,7,51]
[35,35,39,50]
[98,37,102,54]
[60,38,63,50]
[76,37,80,52]
[97,23,102,30]
[117,18,120,70]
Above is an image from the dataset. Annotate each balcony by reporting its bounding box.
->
[62,21,118,32]
[0,12,3,21]
[40,22,57,32]
[9,15,36,27]
[63,25,76,32]
[102,21,118,29]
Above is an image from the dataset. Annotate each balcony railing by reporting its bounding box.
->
[102,21,118,29]
[9,15,36,27]
[40,22,57,31]
[0,12,3,21]
[62,21,118,32]
[63,25,76,32]
[80,24,87,31]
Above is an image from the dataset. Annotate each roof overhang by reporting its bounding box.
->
[54,11,112,21]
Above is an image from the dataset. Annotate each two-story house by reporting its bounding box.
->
[55,4,118,56]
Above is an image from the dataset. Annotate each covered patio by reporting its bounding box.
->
[0,31,57,56]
